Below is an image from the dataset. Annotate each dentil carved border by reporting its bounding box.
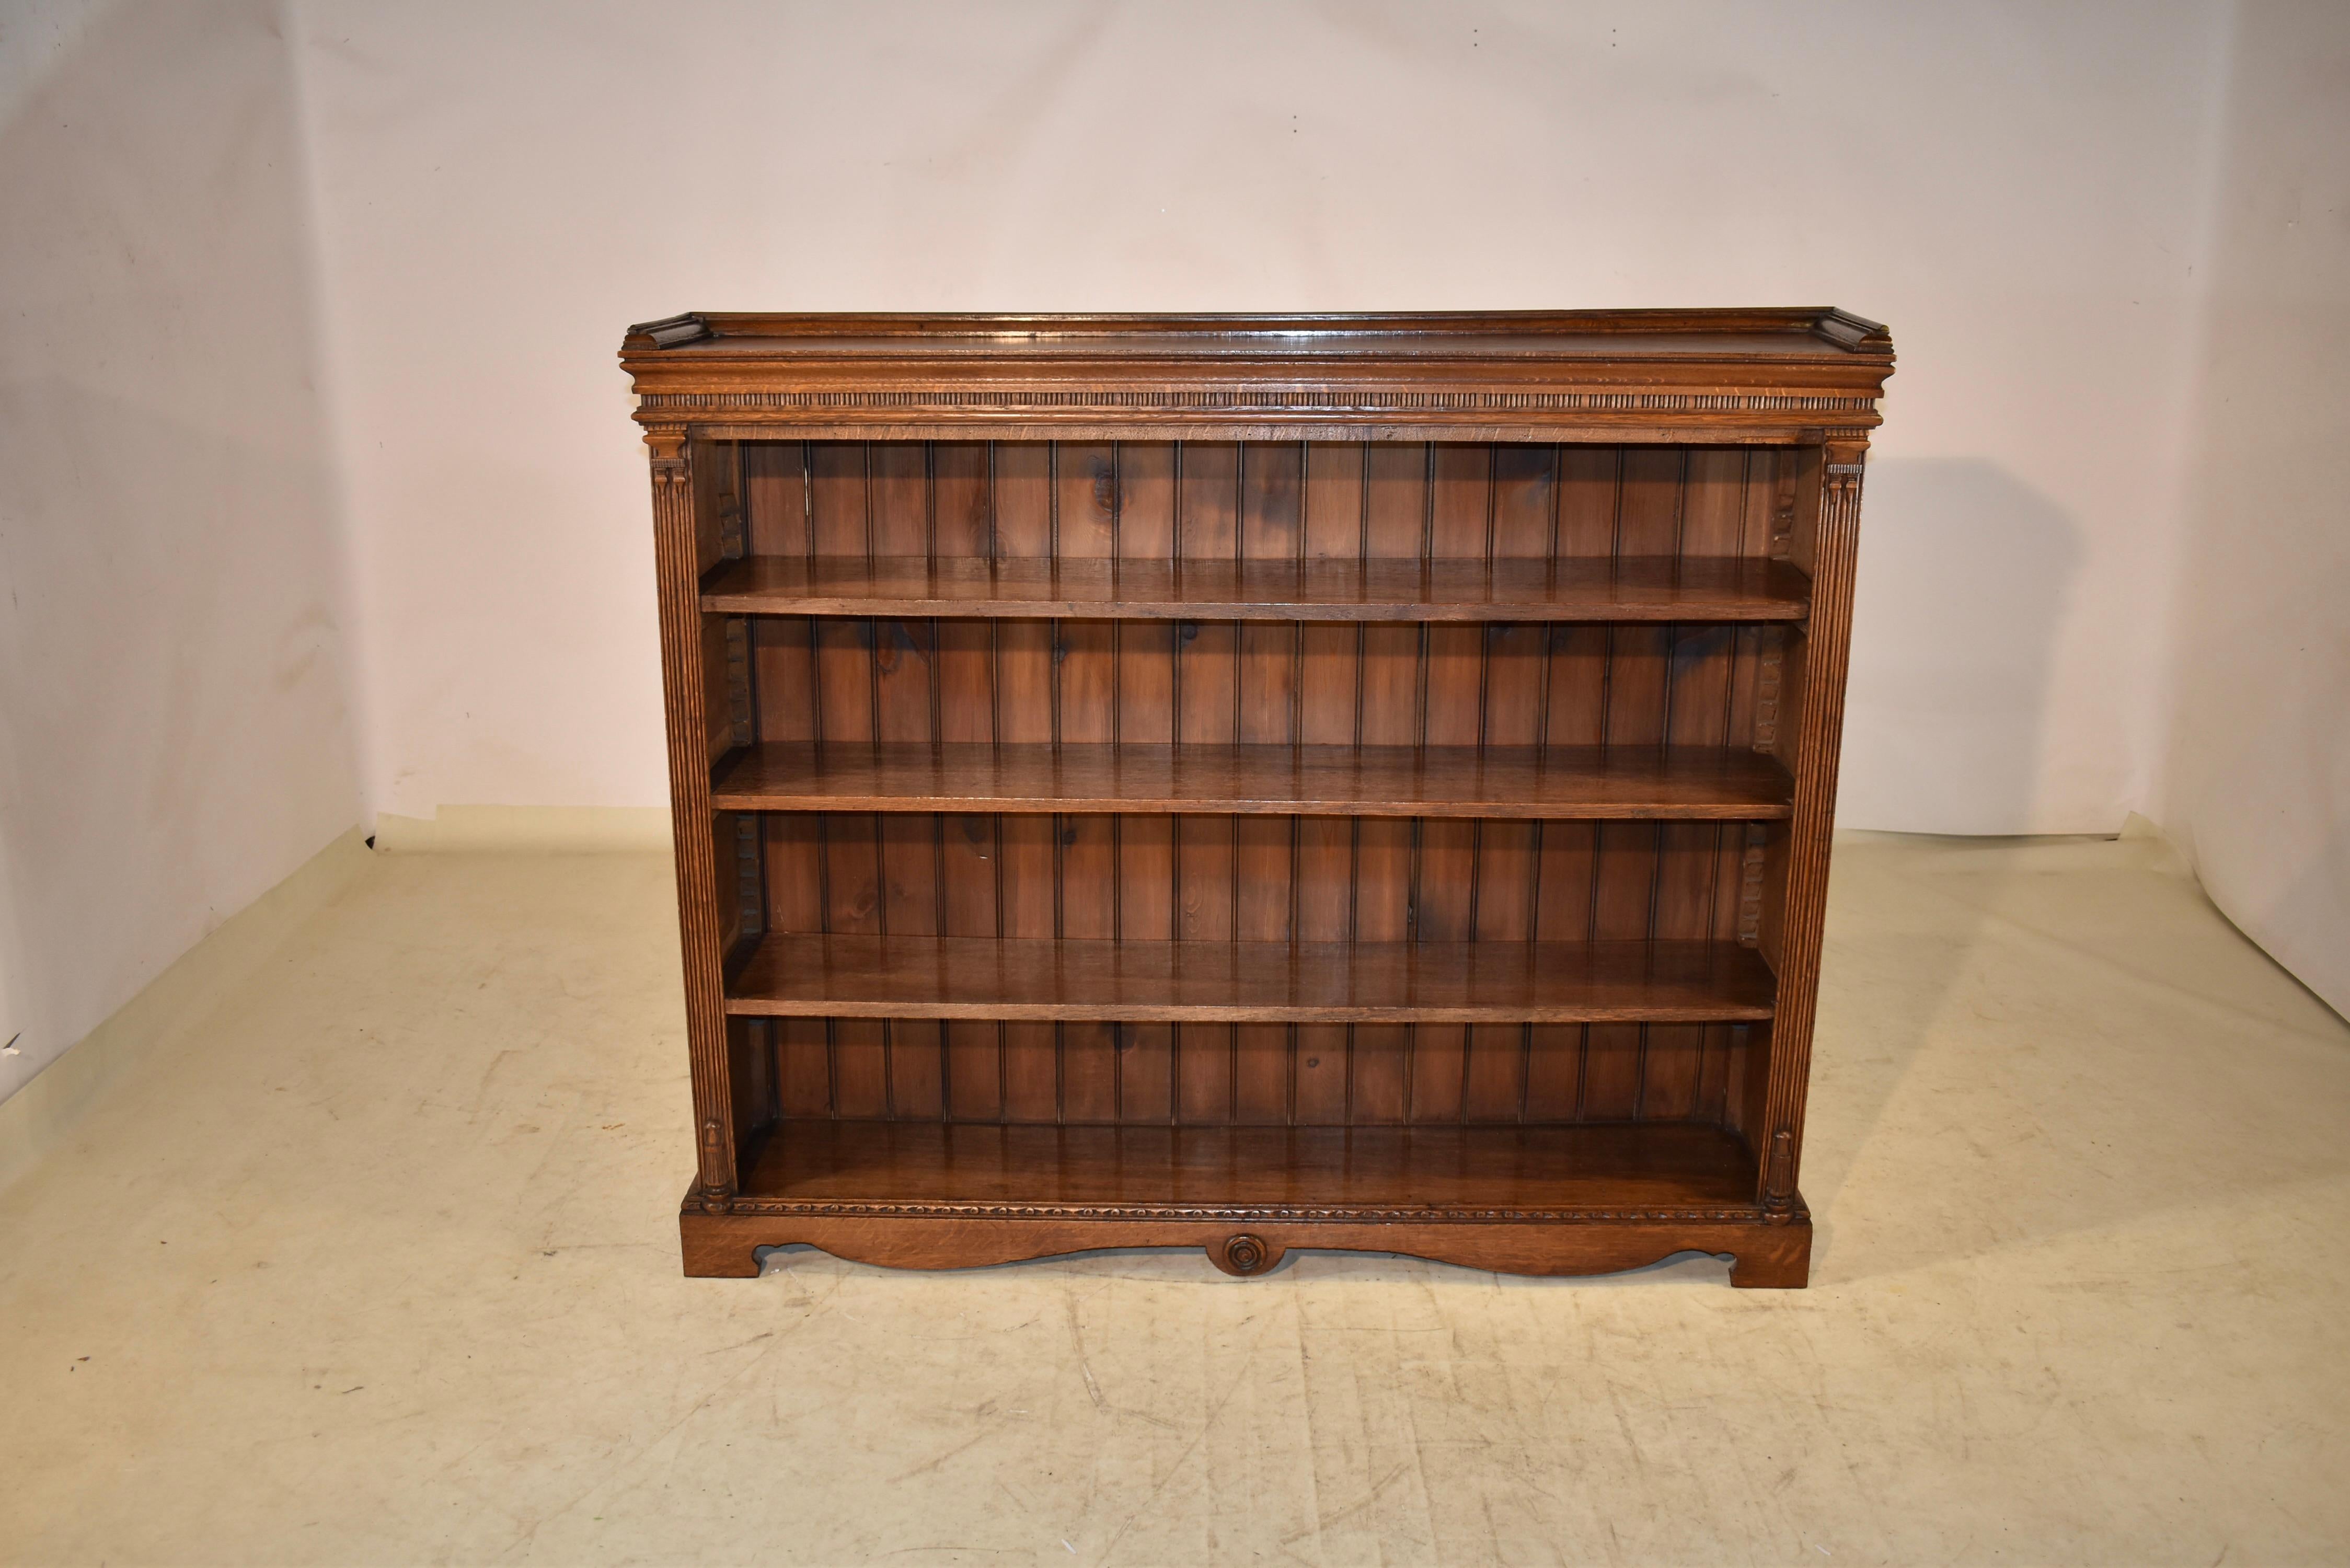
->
[639,389,1880,416]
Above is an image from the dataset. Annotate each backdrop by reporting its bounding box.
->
[3,1,2343,1109]
[291,0,2228,836]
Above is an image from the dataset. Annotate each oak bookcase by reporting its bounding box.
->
[620,310,1892,1286]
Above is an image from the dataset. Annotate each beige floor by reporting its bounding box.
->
[2,836,2346,1566]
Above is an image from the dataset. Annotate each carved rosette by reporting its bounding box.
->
[1215,1234,1274,1276]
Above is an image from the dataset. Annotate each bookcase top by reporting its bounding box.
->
[620,309,1892,442]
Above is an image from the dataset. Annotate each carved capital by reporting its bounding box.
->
[645,425,690,488]
[1821,440,1869,501]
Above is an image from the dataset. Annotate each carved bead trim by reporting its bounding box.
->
[733,815,764,937]
[717,492,745,559]
[1753,640,1783,752]
[1769,458,1799,560]
[724,618,755,748]
[639,389,1880,416]
[709,1199,1773,1224]
[1737,825,1768,946]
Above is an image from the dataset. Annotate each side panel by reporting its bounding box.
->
[651,430,739,1204]
[1756,437,1867,1209]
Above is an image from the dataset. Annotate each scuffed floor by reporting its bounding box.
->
[2,835,2346,1564]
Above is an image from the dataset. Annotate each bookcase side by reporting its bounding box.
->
[1756,432,1870,1219]
[648,426,741,1217]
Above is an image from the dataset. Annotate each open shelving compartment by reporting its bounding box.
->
[624,311,1891,1286]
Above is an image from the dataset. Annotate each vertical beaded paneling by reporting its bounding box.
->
[732,437,1798,1132]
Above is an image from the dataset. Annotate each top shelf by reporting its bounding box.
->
[700,555,1811,624]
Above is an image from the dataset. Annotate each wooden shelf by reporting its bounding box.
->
[635,308,1888,1284]
[739,1121,1760,1214]
[711,742,1794,820]
[699,554,1811,622]
[722,936,1776,1024]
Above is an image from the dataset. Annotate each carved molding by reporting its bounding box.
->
[732,813,764,935]
[696,1116,731,1203]
[1761,1127,1798,1215]
[637,388,1881,417]
[1769,459,1799,560]
[1753,640,1784,751]
[1737,826,1768,946]
[1218,1234,1273,1275]
[717,492,745,559]
[707,1198,1784,1225]
[1824,459,1867,497]
[644,424,690,487]
[724,618,755,748]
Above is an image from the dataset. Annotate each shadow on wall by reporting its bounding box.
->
[1803,460,2081,1263]
[1839,459,2082,835]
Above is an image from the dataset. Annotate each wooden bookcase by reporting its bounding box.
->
[620,310,1892,1286]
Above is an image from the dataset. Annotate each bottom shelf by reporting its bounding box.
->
[687,1120,1808,1285]
[734,1119,1759,1214]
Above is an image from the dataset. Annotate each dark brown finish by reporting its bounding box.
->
[712,742,1793,819]
[741,1120,1756,1207]
[723,935,1775,1023]
[621,309,1890,445]
[700,554,1812,622]
[688,1122,1803,1284]
[625,309,1890,1286]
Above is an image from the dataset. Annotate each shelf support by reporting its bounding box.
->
[648,424,738,1212]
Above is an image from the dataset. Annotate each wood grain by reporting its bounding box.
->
[711,742,1793,819]
[626,309,1889,1287]
[736,1120,1757,1209]
[683,1205,1811,1285]
[648,432,737,1208]
[701,554,1811,622]
[624,309,1892,447]
[723,934,1775,1024]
